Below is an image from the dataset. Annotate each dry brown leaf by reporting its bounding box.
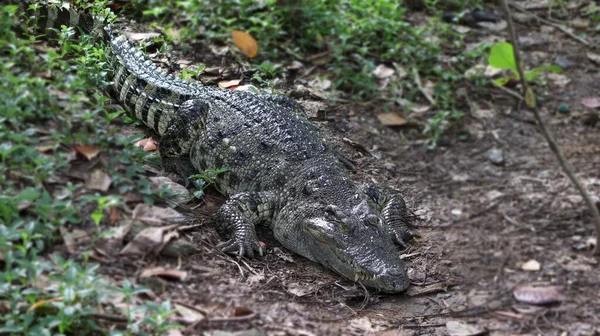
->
[587,52,600,65]
[134,137,158,151]
[94,221,133,259]
[372,64,395,79]
[377,113,407,126]
[231,306,254,317]
[513,285,564,305]
[218,79,241,89]
[27,297,63,313]
[231,30,258,58]
[119,224,179,257]
[140,266,188,281]
[446,321,487,336]
[85,169,112,192]
[35,144,54,153]
[73,145,100,160]
[175,303,205,323]
[148,176,190,204]
[132,204,186,225]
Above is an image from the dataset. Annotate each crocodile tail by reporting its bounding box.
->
[19,1,208,137]
[19,1,111,42]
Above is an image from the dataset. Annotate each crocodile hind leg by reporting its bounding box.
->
[215,192,278,258]
[363,184,416,247]
[159,100,209,185]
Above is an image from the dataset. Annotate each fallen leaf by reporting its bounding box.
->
[308,77,332,90]
[521,259,541,271]
[218,79,241,89]
[513,285,564,305]
[377,112,407,126]
[547,73,571,87]
[134,137,158,151]
[372,64,395,79]
[148,176,190,205]
[446,321,486,336]
[132,204,186,225]
[231,30,258,58]
[85,169,112,192]
[73,145,100,160]
[287,282,312,297]
[140,266,188,281]
[582,98,600,109]
[175,303,205,323]
[119,223,179,257]
[588,52,600,65]
[165,330,183,336]
[110,207,120,225]
[94,221,133,259]
[27,297,63,313]
[231,306,254,317]
[35,144,54,153]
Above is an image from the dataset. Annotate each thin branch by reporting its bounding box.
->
[501,0,600,255]
[509,3,589,46]
[412,68,436,106]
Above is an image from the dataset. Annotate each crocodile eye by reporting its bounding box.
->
[364,214,379,227]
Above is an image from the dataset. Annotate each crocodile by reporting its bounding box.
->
[20,1,416,292]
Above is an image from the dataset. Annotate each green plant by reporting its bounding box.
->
[190,168,229,198]
[488,42,562,86]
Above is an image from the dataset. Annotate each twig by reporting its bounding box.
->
[509,3,589,46]
[501,0,600,255]
[493,83,524,101]
[412,68,436,106]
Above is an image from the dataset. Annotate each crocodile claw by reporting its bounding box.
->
[390,226,418,249]
[217,237,264,258]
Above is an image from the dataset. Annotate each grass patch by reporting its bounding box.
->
[126,0,488,147]
[0,3,180,334]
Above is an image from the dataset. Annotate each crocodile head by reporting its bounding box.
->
[284,201,410,293]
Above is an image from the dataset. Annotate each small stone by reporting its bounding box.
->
[487,148,504,166]
[558,105,570,114]
[555,56,574,69]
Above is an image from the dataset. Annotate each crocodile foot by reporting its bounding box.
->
[389,225,419,249]
[217,236,263,258]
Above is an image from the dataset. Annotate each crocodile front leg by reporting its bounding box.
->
[215,192,278,258]
[363,184,416,247]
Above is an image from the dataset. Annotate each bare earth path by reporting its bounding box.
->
[80,6,600,336]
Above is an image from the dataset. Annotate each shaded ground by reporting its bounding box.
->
[50,3,600,336]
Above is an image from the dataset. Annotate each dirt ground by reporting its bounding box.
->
[57,5,600,336]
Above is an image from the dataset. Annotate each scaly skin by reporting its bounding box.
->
[23,1,416,292]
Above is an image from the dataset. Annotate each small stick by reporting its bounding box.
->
[412,68,436,106]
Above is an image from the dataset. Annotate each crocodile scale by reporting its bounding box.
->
[20,1,416,292]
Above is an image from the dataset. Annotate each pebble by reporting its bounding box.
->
[487,148,504,166]
[555,56,574,69]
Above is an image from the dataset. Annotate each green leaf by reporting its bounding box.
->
[17,188,41,202]
[525,87,536,108]
[493,77,511,86]
[488,42,517,73]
